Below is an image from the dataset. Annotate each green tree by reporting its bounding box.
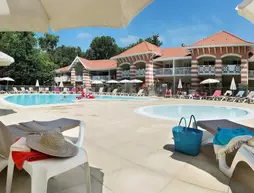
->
[85,36,119,60]
[38,33,59,53]
[52,45,85,67]
[0,32,55,85]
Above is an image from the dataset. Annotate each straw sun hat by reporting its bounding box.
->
[26,131,78,157]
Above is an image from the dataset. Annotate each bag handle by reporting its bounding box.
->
[187,115,198,129]
[178,117,187,128]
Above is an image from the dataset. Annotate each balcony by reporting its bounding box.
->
[121,70,130,78]
[155,67,191,77]
[54,75,70,83]
[175,67,191,75]
[198,65,215,75]
[136,69,146,77]
[155,68,173,76]
[249,70,254,79]
[222,64,241,75]
[91,75,110,81]
[76,75,83,81]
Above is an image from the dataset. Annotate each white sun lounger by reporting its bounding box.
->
[227,91,245,102]
[10,87,20,94]
[237,91,254,103]
[216,90,232,101]
[132,89,145,97]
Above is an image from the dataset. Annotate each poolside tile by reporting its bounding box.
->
[175,153,230,192]
[103,165,172,193]
[135,149,193,176]
[160,179,226,193]
[108,142,157,162]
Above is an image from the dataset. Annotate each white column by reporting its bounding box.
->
[173,60,176,94]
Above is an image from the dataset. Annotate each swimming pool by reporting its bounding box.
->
[135,105,253,121]
[4,94,150,107]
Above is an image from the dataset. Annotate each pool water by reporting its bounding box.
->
[135,105,250,121]
[4,94,149,106]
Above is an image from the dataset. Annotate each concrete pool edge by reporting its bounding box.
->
[135,104,254,122]
[1,94,154,108]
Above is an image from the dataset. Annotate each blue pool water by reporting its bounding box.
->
[4,94,149,106]
[135,105,250,121]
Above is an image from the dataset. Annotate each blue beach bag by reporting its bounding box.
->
[172,115,203,156]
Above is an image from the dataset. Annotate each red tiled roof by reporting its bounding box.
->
[55,66,69,73]
[112,41,161,58]
[78,57,117,70]
[159,47,190,59]
[189,31,253,47]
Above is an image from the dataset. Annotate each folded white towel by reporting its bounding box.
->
[10,137,31,152]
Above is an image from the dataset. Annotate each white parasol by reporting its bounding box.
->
[177,78,183,89]
[119,79,131,83]
[106,80,119,84]
[0,51,14,66]
[236,0,254,23]
[91,80,103,84]
[35,79,39,87]
[59,80,64,88]
[0,77,14,82]
[0,0,153,32]
[200,78,220,84]
[129,79,143,83]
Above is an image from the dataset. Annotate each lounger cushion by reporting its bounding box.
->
[248,137,254,147]
[0,122,14,158]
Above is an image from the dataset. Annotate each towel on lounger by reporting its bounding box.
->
[213,127,254,158]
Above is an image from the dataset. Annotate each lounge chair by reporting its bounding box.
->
[70,87,76,94]
[20,87,27,93]
[62,87,69,94]
[10,87,20,94]
[44,87,50,94]
[197,119,254,178]
[38,87,44,93]
[206,90,221,100]
[0,118,85,173]
[132,89,145,97]
[54,87,60,94]
[215,90,232,101]
[237,91,254,103]
[227,90,245,102]
[28,87,35,93]
[106,88,118,95]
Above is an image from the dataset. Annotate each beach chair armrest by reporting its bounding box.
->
[75,121,85,147]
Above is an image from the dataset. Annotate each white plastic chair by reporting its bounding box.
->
[5,121,91,193]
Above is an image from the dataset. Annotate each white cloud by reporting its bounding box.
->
[76,32,92,39]
[119,35,139,45]
[167,23,215,46]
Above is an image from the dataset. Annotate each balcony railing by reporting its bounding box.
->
[174,67,191,75]
[91,75,110,81]
[54,75,70,83]
[76,75,83,81]
[198,65,215,75]
[222,64,241,75]
[249,70,254,79]
[121,70,130,78]
[155,68,173,76]
[155,67,191,76]
[136,69,146,77]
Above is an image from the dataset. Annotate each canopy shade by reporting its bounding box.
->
[0,0,153,32]
[0,51,14,66]
[200,78,220,84]
[0,77,14,81]
[106,80,119,83]
[91,80,103,84]
[129,79,143,83]
[119,79,131,83]
[236,0,254,23]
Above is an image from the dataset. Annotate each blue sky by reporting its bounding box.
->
[44,0,254,51]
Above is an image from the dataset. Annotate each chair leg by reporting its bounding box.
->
[84,162,91,193]
[31,169,48,193]
[5,156,15,193]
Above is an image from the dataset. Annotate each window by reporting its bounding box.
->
[203,61,215,65]
[165,64,172,68]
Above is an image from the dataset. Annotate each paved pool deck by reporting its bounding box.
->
[0,97,253,193]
